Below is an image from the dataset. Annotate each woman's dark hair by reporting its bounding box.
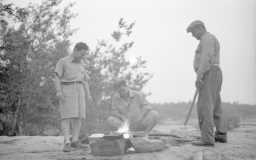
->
[73,42,89,51]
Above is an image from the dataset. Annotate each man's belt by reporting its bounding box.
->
[201,64,220,80]
[210,64,220,69]
[211,63,219,66]
[61,81,83,85]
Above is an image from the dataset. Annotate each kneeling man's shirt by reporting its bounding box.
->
[111,90,150,123]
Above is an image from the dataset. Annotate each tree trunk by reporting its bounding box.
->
[10,96,21,136]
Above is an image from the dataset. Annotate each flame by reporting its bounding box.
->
[117,120,130,134]
[116,120,131,139]
[123,133,130,139]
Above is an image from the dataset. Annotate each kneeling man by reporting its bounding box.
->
[107,80,159,135]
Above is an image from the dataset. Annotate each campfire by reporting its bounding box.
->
[89,120,132,139]
[116,120,131,139]
[88,120,166,156]
[88,120,134,156]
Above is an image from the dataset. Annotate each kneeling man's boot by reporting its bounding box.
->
[215,131,227,143]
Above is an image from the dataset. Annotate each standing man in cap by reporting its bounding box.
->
[186,20,227,146]
[54,42,92,152]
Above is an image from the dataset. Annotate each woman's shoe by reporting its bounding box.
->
[62,143,72,152]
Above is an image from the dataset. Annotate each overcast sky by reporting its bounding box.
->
[9,0,256,104]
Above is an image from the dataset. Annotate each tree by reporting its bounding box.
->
[0,0,76,135]
[0,0,31,135]
[83,18,152,133]
[89,18,152,101]
[0,0,152,135]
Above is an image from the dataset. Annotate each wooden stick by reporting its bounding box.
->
[148,133,182,138]
[132,133,182,138]
[184,89,198,125]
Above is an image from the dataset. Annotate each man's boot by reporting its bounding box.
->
[215,131,227,143]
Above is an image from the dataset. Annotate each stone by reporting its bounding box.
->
[130,137,167,153]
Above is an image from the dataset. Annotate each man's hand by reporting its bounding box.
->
[195,78,204,90]
[56,91,65,102]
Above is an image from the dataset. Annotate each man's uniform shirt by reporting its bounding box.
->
[193,32,220,80]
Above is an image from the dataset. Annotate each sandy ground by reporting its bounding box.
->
[0,120,256,160]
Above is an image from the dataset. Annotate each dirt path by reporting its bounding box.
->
[0,120,255,160]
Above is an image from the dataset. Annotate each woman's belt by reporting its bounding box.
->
[61,81,83,85]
